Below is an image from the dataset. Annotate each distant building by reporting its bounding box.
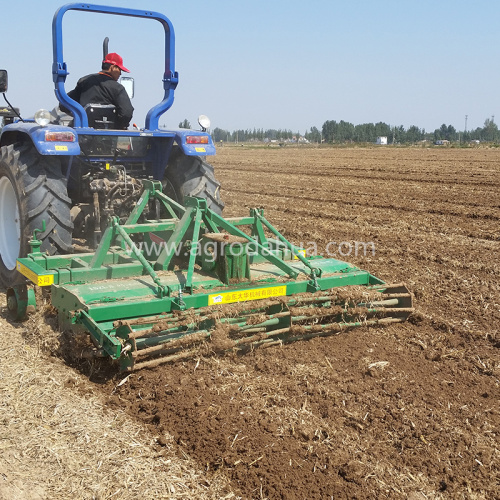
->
[376,136,388,145]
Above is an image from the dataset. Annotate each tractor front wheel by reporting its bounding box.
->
[0,143,73,287]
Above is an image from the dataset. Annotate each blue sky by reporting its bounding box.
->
[2,0,499,133]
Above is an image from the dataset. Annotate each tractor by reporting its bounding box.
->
[0,3,223,287]
[0,3,413,371]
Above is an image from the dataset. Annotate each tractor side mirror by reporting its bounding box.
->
[119,76,134,99]
[0,70,8,93]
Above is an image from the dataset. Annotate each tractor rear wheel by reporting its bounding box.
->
[0,143,73,286]
[163,147,224,215]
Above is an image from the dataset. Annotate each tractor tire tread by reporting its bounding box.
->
[0,143,73,286]
[163,147,224,215]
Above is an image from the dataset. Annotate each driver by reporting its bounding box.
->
[62,52,134,129]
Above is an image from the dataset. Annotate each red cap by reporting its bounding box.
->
[103,52,130,73]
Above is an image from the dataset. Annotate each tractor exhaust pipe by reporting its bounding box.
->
[103,37,109,59]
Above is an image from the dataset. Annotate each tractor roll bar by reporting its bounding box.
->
[52,3,178,130]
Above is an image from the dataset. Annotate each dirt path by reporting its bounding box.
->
[1,146,499,499]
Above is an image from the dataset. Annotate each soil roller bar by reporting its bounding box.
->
[114,285,414,370]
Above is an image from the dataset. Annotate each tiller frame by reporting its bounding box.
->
[14,180,413,370]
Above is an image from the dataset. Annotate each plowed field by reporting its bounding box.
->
[1,146,499,499]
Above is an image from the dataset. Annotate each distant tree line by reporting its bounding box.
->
[2,114,498,144]
[321,120,427,144]
[212,128,300,143]
[207,117,500,144]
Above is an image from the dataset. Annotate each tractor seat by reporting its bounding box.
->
[84,103,116,129]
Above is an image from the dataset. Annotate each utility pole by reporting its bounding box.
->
[465,115,468,133]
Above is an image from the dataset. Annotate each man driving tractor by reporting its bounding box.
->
[61,52,133,129]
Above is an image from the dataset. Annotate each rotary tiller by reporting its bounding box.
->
[11,180,414,371]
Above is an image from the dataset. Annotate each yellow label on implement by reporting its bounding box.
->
[195,147,206,153]
[16,262,54,287]
[55,145,68,151]
[208,285,287,306]
[293,249,306,260]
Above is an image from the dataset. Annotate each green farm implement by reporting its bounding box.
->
[12,181,413,371]
[1,3,413,371]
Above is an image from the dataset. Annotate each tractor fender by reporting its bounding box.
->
[173,129,216,156]
[0,122,80,156]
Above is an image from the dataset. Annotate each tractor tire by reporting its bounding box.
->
[0,143,73,287]
[163,147,224,215]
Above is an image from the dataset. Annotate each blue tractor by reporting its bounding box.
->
[0,3,223,287]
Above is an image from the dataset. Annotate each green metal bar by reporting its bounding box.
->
[88,224,117,268]
[152,188,187,215]
[162,199,178,219]
[15,258,59,286]
[142,180,180,219]
[254,211,316,275]
[285,270,371,293]
[109,218,167,295]
[118,221,178,234]
[223,216,255,226]
[154,207,195,269]
[250,209,268,246]
[185,208,203,291]
[81,269,375,323]
[78,310,123,360]
[208,211,299,278]
[202,211,220,234]
[125,182,151,225]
